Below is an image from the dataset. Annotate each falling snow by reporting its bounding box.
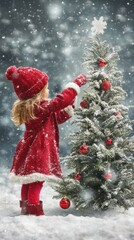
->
[0,2,133,237]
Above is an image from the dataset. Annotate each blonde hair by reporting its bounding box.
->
[11,85,47,126]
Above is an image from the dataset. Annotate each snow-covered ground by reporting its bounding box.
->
[0,167,134,240]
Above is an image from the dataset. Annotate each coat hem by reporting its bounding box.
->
[9,172,61,184]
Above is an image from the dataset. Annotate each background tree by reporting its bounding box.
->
[52,17,134,211]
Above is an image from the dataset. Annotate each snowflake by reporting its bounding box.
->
[91,16,107,35]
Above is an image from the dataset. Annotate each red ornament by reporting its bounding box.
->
[79,144,89,154]
[103,171,112,180]
[74,173,81,181]
[100,80,111,91]
[98,58,107,67]
[114,112,122,118]
[80,99,89,109]
[59,197,70,209]
[105,137,113,146]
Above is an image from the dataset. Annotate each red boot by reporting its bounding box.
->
[20,200,28,215]
[27,201,44,216]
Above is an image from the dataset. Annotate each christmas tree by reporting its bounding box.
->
[52,17,134,210]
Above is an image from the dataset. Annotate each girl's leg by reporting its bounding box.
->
[21,184,29,201]
[27,181,44,216]
[28,181,44,204]
[20,184,30,215]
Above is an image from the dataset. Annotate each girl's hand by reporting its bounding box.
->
[74,74,87,87]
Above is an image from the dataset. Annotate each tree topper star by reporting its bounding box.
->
[91,16,107,35]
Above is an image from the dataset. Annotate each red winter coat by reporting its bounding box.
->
[10,83,80,184]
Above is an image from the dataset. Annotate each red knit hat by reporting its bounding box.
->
[5,66,49,100]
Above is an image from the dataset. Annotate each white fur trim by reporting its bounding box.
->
[74,96,78,107]
[65,82,80,95]
[64,105,74,117]
[9,172,61,184]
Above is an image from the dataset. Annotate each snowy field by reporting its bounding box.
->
[0,167,134,240]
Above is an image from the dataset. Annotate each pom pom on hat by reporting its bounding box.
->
[5,66,49,100]
[5,66,18,80]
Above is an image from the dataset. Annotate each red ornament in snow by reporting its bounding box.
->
[74,173,81,181]
[103,171,112,180]
[80,99,89,109]
[79,144,89,154]
[59,197,70,209]
[105,137,113,146]
[100,80,111,91]
[98,58,107,67]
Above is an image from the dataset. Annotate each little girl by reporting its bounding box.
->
[5,66,87,216]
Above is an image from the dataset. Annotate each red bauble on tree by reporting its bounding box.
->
[105,137,113,146]
[79,144,89,154]
[74,172,81,181]
[100,80,111,91]
[59,197,70,209]
[98,58,107,67]
[114,112,122,118]
[103,171,112,180]
[80,99,89,109]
